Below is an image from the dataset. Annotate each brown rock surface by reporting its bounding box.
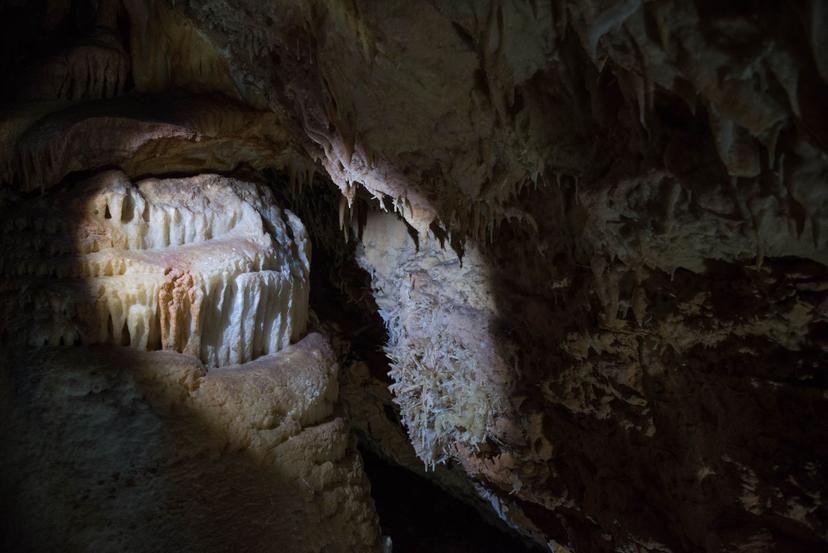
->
[0,334,381,552]
[0,94,310,192]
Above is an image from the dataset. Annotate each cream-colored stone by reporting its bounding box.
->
[2,170,309,367]
[0,333,381,552]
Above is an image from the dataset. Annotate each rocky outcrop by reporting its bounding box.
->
[162,0,828,238]
[0,159,380,550]
[0,334,381,552]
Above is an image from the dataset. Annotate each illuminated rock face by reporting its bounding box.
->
[1,170,310,367]
[0,334,382,553]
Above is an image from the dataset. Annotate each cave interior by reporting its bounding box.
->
[0,1,826,552]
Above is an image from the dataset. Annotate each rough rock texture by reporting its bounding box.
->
[358,191,827,552]
[340,342,552,549]
[1,3,388,550]
[2,0,827,551]
[0,333,381,552]
[161,0,828,236]
[357,212,512,467]
[0,94,312,192]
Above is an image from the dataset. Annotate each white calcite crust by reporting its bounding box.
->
[1,170,310,367]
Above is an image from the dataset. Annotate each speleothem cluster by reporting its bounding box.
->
[2,170,309,367]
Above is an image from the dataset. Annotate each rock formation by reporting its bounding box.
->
[1,1,826,552]
[2,170,310,366]
[1,334,380,552]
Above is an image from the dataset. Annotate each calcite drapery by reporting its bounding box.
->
[1,170,309,367]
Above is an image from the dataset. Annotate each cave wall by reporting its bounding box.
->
[1,1,826,552]
[0,2,383,548]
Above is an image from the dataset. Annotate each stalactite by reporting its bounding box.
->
[2,170,310,368]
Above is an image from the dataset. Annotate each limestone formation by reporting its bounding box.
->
[0,95,310,193]
[1,170,309,367]
[1,334,381,552]
[1,1,826,552]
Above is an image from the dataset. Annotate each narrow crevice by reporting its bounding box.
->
[359,446,544,553]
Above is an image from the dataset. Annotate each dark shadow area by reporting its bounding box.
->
[479,68,828,553]
[478,27,828,553]
[266,168,392,382]
[360,446,542,553]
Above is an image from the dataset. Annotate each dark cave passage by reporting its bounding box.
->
[359,446,543,553]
